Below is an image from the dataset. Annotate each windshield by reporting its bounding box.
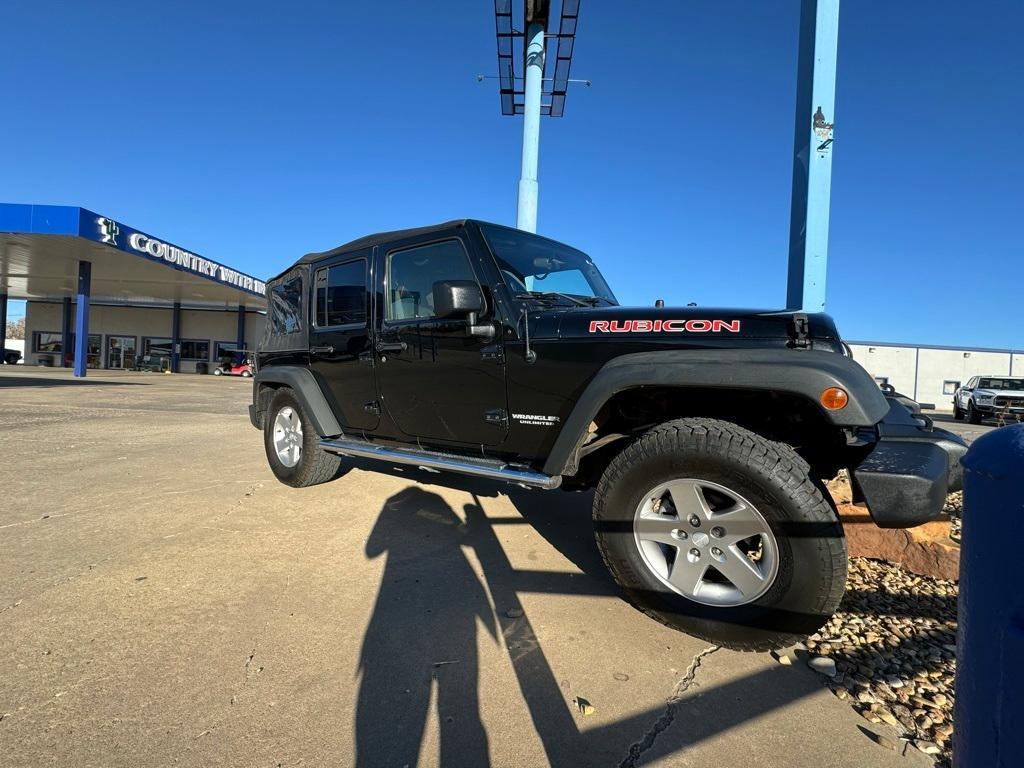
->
[479,223,617,305]
[978,378,1024,390]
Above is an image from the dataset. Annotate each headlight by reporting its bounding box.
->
[976,394,994,403]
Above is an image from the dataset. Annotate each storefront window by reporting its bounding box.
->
[143,337,173,358]
[215,342,243,362]
[33,331,64,353]
[180,340,210,360]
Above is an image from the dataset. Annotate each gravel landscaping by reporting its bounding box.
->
[808,558,956,764]
[803,492,964,766]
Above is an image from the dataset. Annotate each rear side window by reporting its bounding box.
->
[386,240,476,321]
[269,274,304,335]
[315,259,367,327]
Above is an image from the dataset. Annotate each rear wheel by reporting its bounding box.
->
[263,387,341,487]
[213,367,223,376]
[593,418,847,652]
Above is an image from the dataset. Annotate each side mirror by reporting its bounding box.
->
[432,280,484,318]
[432,280,494,339]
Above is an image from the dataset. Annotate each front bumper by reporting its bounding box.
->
[851,400,968,528]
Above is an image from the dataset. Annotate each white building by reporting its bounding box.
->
[848,341,1024,411]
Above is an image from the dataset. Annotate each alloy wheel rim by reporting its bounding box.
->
[632,478,779,607]
[273,406,303,468]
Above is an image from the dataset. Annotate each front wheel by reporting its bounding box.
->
[263,387,341,487]
[967,402,982,425]
[593,418,847,652]
[953,401,964,420]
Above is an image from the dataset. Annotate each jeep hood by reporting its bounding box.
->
[536,306,840,344]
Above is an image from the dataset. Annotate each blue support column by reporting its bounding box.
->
[61,296,72,368]
[73,262,91,377]
[516,20,545,233]
[236,304,246,353]
[786,0,841,312]
[0,293,7,352]
[171,301,181,373]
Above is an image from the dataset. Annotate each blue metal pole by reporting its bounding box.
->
[61,296,72,368]
[171,301,181,373]
[0,293,7,354]
[73,262,91,378]
[786,0,840,312]
[236,304,246,353]
[957,424,1024,767]
[516,20,545,233]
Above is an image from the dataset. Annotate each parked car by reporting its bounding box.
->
[2,347,22,364]
[134,353,170,372]
[953,376,1024,423]
[248,219,966,651]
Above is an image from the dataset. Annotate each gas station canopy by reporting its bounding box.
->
[0,204,266,310]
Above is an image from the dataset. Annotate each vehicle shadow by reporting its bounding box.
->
[353,472,876,767]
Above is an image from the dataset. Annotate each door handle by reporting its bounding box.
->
[310,345,334,355]
[375,341,407,354]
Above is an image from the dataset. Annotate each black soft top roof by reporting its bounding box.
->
[268,219,470,282]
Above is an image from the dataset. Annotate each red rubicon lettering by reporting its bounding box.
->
[587,319,742,333]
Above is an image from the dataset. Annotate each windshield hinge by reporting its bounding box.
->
[485,408,509,427]
[790,313,811,349]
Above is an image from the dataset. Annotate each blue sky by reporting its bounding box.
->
[1,1,1020,347]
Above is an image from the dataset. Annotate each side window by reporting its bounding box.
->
[270,274,304,335]
[316,259,367,327]
[386,240,477,321]
[967,377,978,389]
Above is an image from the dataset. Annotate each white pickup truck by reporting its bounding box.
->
[953,376,1024,423]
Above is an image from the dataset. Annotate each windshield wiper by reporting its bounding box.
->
[515,291,591,307]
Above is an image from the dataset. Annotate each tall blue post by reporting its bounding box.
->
[516,20,545,233]
[236,304,246,354]
[170,301,181,373]
[73,262,91,377]
[0,293,7,353]
[61,296,72,368]
[956,424,1024,767]
[786,0,840,312]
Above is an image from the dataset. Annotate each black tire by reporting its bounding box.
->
[593,417,847,652]
[241,370,252,378]
[953,402,964,421]
[967,402,982,425]
[263,387,341,487]
[213,368,223,376]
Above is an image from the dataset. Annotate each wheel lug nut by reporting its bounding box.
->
[711,547,723,557]
[689,516,701,527]
[671,529,688,540]
[711,526,725,538]
[689,548,701,559]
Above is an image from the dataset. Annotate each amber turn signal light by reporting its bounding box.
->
[820,387,849,410]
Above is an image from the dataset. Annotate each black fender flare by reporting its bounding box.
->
[252,366,343,437]
[542,348,890,476]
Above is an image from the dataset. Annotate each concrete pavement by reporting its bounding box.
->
[0,367,930,767]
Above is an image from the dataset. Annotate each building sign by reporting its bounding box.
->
[81,211,266,297]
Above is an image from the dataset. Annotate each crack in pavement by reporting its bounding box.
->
[617,645,720,768]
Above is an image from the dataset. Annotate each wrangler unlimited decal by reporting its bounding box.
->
[588,319,742,334]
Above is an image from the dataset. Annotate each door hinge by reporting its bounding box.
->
[480,343,504,363]
[484,408,509,427]
[363,401,381,416]
[790,313,811,349]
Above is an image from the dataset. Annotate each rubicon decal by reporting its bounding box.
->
[588,319,742,334]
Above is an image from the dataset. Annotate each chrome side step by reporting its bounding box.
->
[318,437,562,490]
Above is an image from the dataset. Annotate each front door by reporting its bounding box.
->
[107,336,136,369]
[309,251,379,431]
[374,235,508,447]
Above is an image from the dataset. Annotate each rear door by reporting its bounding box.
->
[373,233,508,446]
[309,251,379,431]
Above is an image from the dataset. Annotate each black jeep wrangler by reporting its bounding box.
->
[250,220,965,651]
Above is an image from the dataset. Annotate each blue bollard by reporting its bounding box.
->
[956,423,1024,767]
